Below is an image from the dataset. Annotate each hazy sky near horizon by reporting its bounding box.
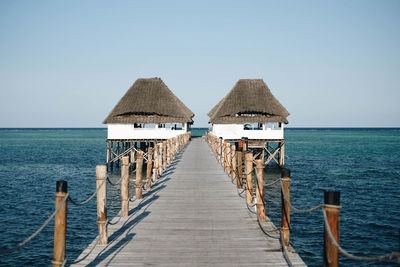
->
[1,1,399,127]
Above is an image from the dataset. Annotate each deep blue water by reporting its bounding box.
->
[0,128,399,266]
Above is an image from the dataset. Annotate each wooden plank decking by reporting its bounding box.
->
[71,138,306,266]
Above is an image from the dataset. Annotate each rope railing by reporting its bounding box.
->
[204,132,400,265]
[0,194,69,255]
[322,209,400,263]
[0,132,192,265]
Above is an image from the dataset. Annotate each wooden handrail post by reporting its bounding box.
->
[255,159,266,222]
[219,137,223,163]
[162,141,167,170]
[236,150,243,188]
[153,144,158,180]
[281,168,291,247]
[324,190,340,267]
[231,145,236,182]
[53,180,67,267]
[136,151,144,199]
[146,147,153,189]
[227,143,231,174]
[224,141,228,171]
[121,156,129,217]
[96,165,108,245]
[167,140,171,165]
[245,152,253,204]
[158,143,163,175]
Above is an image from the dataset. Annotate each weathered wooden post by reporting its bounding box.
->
[53,180,68,267]
[96,165,108,245]
[110,142,114,171]
[281,168,291,247]
[236,150,243,188]
[116,142,120,168]
[146,147,153,189]
[162,141,167,170]
[226,142,231,174]
[158,142,163,175]
[223,141,228,171]
[153,143,158,180]
[245,152,253,204]
[279,141,285,167]
[324,191,340,267]
[255,159,266,222]
[130,145,136,172]
[106,142,110,170]
[121,156,129,217]
[242,137,248,153]
[136,151,144,199]
[231,145,236,182]
[219,137,223,163]
[167,140,171,165]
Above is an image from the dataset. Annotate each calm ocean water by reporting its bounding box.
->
[0,128,399,266]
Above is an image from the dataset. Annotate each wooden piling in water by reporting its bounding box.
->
[324,191,340,267]
[136,151,144,199]
[106,142,110,170]
[117,142,120,168]
[255,159,266,222]
[281,168,291,247]
[245,152,253,204]
[96,165,108,245]
[53,180,67,267]
[121,156,129,217]
[110,142,114,171]
[146,147,153,189]
[279,142,285,167]
[130,144,136,171]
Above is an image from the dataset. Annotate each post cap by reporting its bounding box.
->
[324,190,340,205]
[281,168,291,178]
[56,180,68,193]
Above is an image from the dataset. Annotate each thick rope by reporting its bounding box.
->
[281,180,324,214]
[280,230,294,267]
[106,176,122,186]
[68,178,106,206]
[0,194,69,255]
[322,209,400,263]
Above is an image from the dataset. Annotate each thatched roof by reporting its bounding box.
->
[208,79,289,124]
[103,78,194,124]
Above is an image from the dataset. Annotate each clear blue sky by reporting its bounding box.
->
[1,0,399,127]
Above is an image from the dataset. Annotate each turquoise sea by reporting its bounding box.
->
[0,128,399,266]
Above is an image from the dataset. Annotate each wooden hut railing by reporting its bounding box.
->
[205,131,400,266]
[0,132,191,266]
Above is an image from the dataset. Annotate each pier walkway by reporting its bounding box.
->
[72,138,305,266]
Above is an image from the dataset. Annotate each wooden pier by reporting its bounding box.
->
[71,138,305,266]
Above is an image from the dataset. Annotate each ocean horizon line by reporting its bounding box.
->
[0,127,399,130]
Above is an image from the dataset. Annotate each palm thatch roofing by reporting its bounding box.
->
[103,78,194,124]
[208,79,289,124]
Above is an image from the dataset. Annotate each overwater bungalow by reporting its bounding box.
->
[103,77,194,168]
[208,79,289,166]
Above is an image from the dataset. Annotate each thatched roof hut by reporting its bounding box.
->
[103,78,194,124]
[208,79,289,124]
